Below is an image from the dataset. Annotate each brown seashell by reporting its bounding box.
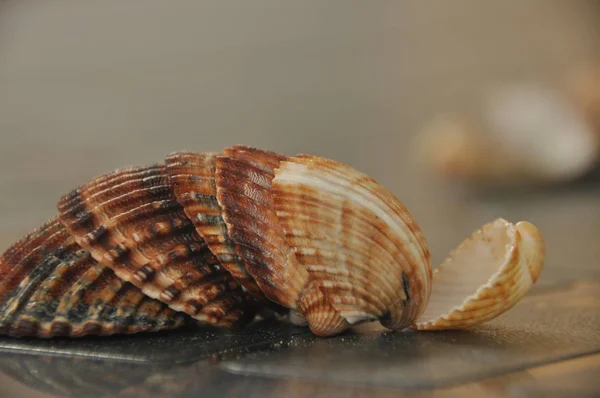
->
[0,145,546,338]
[165,151,266,302]
[215,145,309,310]
[0,218,187,337]
[57,163,255,327]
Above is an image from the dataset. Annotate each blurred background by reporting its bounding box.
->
[1,1,600,396]
[1,0,599,270]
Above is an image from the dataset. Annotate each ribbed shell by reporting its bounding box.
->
[0,218,187,337]
[270,155,432,336]
[215,146,309,310]
[415,219,545,330]
[165,151,266,301]
[57,163,255,327]
[0,145,546,339]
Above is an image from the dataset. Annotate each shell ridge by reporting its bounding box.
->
[62,177,170,216]
[215,146,309,310]
[0,220,188,337]
[57,162,256,328]
[278,160,429,283]
[275,196,413,300]
[57,165,165,213]
[0,224,69,316]
[165,151,266,302]
[23,244,93,325]
[286,156,431,268]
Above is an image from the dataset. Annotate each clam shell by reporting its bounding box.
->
[165,151,266,302]
[415,218,544,330]
[0,218,187,337]
[57,163,255,327]
[270,155,432,336]
[215,145,309,310]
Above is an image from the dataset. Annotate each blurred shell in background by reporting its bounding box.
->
[567,62,600,134]
[414,64,600,188]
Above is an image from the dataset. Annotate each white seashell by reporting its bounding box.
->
[270,155,432,336]
[415,218,544,330]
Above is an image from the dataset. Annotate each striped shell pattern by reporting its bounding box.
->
[0,146,545,338]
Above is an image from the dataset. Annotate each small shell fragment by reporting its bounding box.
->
[0,219,187,337]
[57,163,256,327]
[415,218,544,330]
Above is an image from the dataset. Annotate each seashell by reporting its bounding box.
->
[57,163,256,327]
[268,154,432,336]
[164,152,264,302]
[214,146,309,310]
[0,145,546,338]
[0,218,187,337]
[415,218,544,330]
[414,84,600,187]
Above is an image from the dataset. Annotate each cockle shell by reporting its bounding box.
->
[57,163,255,328]
[214,146,309,311]
[0,218,187,337]
[0,145,546,338]
[415,218,544,330]
[165,151,266,303]
[269,155,432,335]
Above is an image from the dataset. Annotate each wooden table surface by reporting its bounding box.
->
[0,1,599,397]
